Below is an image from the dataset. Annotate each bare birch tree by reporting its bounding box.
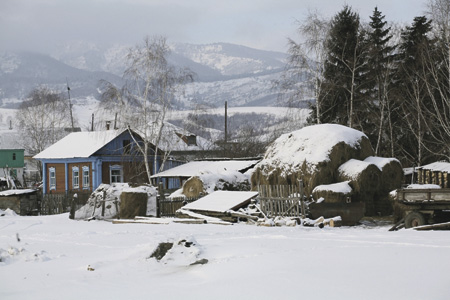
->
[16,86,74,176]
[100,36,194,184]
[277,10,330,123]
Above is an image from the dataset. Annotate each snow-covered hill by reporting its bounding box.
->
[0,41,310,110]
[0,51,123,107]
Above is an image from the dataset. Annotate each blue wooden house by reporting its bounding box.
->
[34,128,180,195]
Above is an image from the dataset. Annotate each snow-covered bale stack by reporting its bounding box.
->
[74,183,157,220]
[337,159,381,215]
[182,170,251,198]
[364,156,403,215]
[364,156,403,193]
[251,124,374,195]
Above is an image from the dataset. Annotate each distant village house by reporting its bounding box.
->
[34,128,181,197]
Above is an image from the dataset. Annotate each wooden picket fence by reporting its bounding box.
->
[257,184,305,218]
[40,192,89,215]
[159,197,198,217]
[40,194,71,215]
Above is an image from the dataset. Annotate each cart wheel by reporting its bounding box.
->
[405,212,426,228]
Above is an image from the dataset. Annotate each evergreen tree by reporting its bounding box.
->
[395,16,436,165]
[316,6,369,129]
[366,7,396,156]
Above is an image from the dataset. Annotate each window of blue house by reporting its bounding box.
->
[49,167,56,190]
[72,166,79,189]
[110,165,123,183]
[82,166,89,189]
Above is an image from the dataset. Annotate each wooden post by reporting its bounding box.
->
[157,182,164,218]
[299,180,305,219]
[101,190,106,217]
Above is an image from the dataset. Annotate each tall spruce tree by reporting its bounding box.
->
[396,16,436,165]
[366,7,396,156]
[316,6,369,129]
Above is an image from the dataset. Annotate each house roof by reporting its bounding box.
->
[150,159,260,178]
[417,161,450,173]
[145,121,213,152]
[0,130,23,150]
[34,129,128,159]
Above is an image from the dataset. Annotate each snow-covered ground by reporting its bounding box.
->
[1,212,449,300]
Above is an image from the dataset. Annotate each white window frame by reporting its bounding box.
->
[49,167,56,191]
[82,166,89,189]
[110,165,123,183]
[72,166,79,189]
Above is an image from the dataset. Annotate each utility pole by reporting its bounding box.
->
[224,101,228,157]
[66,78,74,130]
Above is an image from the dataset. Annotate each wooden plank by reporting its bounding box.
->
[413,221,450,231]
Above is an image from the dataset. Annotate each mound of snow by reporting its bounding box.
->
[198,169,250,194]
[74,183,157,220]
[0,208,18,217]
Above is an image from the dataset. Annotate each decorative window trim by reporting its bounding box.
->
[110,165,123,183]
[72,166,79,189]
[82,166,89,189]
[49,167,56,190]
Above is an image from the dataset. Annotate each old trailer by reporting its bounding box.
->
[394,188,450,228]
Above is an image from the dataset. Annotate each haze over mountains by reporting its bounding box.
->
[0,41,310,109]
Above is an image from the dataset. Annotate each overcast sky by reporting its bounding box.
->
[0,0,429,54]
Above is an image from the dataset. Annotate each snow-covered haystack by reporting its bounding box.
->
[364,156,403,193]
[182,170,251,198]
[337,159,381,214]
[74,183,157,220]
[251,124,374,195]
[312,181,353,203]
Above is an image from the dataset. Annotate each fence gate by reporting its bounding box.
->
[257,185,304,218]
[159,197,198,217]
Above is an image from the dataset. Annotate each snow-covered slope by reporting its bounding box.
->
[0,51,123,106]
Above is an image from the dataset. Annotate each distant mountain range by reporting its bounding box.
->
[0,41,311,109]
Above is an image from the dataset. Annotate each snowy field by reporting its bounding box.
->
[1,212,450,300]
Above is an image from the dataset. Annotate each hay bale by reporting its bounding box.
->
[119,191,147,219]
[337,159,381,215]
[182,176,205,198]
[364,157,404,215]
[337,159,381,193]
[251,124,374,195]
[364,156,403,192]
[312,181,353,203]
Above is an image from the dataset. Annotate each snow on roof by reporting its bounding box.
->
[364,156,400,171]
[312,181,352,194]
[416,161,450,173]
[338,159,374,179]
[260,124,368,172]
[0,189,36,196]
[34,129,127,159]
[183,191,258,213]
[151,159,260,178]
[151,122,213,152]
[0,130,23,150]
[406,184,441,189]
